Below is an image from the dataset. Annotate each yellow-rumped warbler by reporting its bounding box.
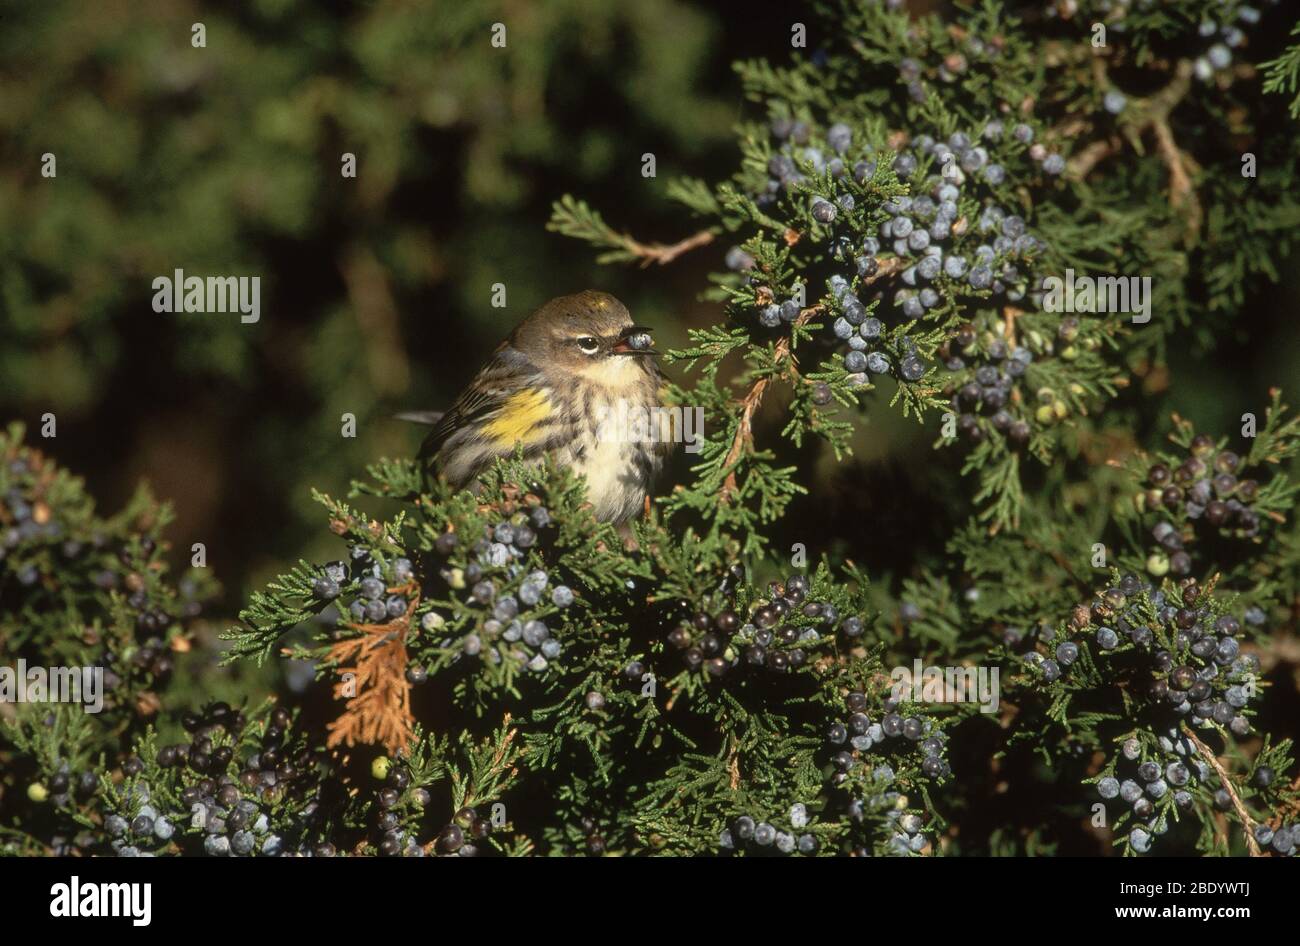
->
[410,290,672,525]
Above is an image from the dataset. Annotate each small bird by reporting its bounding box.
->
[408,290,671,526]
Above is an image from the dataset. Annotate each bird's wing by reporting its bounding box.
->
[417,345,542,464]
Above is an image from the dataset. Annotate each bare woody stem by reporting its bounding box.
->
[1066,60,1202,234]
[1151,116,1202,226]
[626,228,716,267]
[1182,724,1262,856]
[719,256,906,502]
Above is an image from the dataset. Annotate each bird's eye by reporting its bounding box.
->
[576,336,600,354]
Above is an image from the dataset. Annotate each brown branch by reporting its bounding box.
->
[627,229,716,268]
[718,257,905,502]
[1151,117,1203,235]
[1067,137,1121,178]
[1183,725,1262,856]
[1002,305,1024,347]
[1065,60,1201,236]
[1152,120,1192,205]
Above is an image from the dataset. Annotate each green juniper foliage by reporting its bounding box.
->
[0,424,220,855]
[5,0,1300,857]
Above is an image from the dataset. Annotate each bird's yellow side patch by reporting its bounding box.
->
[485,388,553,448]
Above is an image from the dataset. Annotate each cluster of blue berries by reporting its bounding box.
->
[125,703,329,857]
[755,286,807,329]
[719,804,820,856]
[871,123,1058,288]
[1187,5,1267,81]
[1096,731,1207,854]
[893,31,1005,102]
[755,115,843,208]
[846,783,933,856]
[312,544,414,623]
[751,112,1061,386]
[827,274,927,384]
[828,690,946,855]
[1035,575,1258,736]
[2,442,208,706]
[884,811,932,855]
[1,455,79,586]
[1098,728,1294,856]
[882,133,1054,296]
[418,505,576,676]
[102,777,174,858]
[1142,436,1264,578]
[1253,819,1300,856]
[666,572,863,679]
[827,690,951,783]
[368,757,438,857]
[4,452,158,613]
[941,314,1095,448]
[27,761,99,827]
[940,321,1039,447]
[432,806,495,857]
[862,123,1054,327]
[1045,1,1279,83]
[312,499,579,679]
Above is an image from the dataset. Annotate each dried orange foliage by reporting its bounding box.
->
[325,583,418,754]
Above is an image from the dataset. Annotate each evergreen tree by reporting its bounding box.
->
[4,0,1300,858]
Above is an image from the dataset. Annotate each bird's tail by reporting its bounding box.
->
[394,411,444,491]
[393,410,444,426]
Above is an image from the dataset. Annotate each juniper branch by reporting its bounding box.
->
[1183,725,1262,857]
[719,256,906,502]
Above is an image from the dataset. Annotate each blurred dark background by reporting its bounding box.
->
[3,0,1299,634]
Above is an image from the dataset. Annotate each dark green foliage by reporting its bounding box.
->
[5,0,1300,857]
[0,423,219,855]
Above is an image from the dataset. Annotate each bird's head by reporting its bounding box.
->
[512,290,658,384]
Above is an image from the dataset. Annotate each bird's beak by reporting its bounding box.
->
[612,325,658,356]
